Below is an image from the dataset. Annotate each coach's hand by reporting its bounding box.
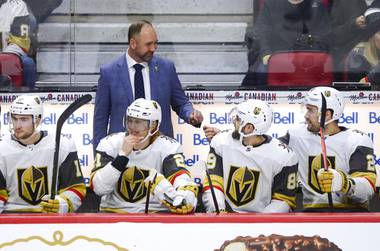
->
[189,109,203,128]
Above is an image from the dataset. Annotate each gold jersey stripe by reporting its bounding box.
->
[304,203,368,210]
[273,193,296,209]
[58,183,86,198]
[100,207,130,213]
[203,174,224,191]
[167,170,190,184]
[100,207,160,214]
[351,172,377,188]
[60,194,74,213]
[0,189,8,201]
[5,208,43,213]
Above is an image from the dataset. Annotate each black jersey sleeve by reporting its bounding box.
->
[162,153,190,183]
[272,163,298,209]
[203,147,224,193]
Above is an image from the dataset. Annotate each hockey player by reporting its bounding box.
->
[202,99,298,213]
[0,95,86,213]
[91,98,198,214]
[280,86,376,212]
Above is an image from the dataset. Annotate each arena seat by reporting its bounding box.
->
[267,51,333,87]
[0,52,23,88]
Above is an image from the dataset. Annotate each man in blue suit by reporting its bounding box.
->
[93,20,203,149]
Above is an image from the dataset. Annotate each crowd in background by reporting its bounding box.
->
[242,0,380,86]
[1,0,380,89]
[0,0,379,214]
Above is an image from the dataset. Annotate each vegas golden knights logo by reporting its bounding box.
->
[253,107,261,115]
[226,166,260,207]
[308,155,336,193]
[324,90,331,97]
[118,167,149,203]
[17,166,48,205]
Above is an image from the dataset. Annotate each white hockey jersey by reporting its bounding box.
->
[284,124,376,210]
[0,0,29,50]
[92,133,193,213]
[0,131,86,213]
[203,130,298,213]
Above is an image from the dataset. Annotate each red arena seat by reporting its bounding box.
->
[0,52,23,88]
[267,51,333,87]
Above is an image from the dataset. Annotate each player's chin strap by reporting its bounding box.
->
[320,117,335,127]
[318,105,336,127]
[138,121,160,144]
[238,125,259,145]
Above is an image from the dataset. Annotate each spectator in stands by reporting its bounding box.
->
[0,0,29,51]
[249,0,330,85]
[23,0,62,24]
[346,31,380,86]
[241,28,260,87]
[0,75,11,87]
[4,30,37,89]
[326,0,380,81]
[93,20,203,150]
[0,95,86,213]
[91,98,198,214]
[22,0,63,57]
[0,0,36,89]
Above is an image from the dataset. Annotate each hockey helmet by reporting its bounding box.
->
[9,95,43,125]
[230,99,273,137]
[126,98,161,134]
[303,86,344,122]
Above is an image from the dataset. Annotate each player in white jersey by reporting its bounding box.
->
[202,100,298,213]
[91,98,198,213]
[0,95,86,213]
[279,87,376,212]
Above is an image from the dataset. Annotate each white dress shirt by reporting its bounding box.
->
[126,50,151,100]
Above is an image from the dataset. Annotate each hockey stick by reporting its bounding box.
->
[204,162,220,214]
[319,93,334,212]
[203,126,221,214]
[50,94,92,199]
[145,172,157,214]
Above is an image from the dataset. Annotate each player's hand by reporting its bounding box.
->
[176,185,199,212]
[40,195,70,213]
[121,135,143,156]
[317,169,353,194]
[262,54,271,65]
[189,109,203,127]
[203,125,220,142]
[356,15,366,29]
[162,196,194,214]
[202,188,226,213]
[145,169,177,204]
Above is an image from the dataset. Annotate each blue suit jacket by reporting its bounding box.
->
[93,54,194,149]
